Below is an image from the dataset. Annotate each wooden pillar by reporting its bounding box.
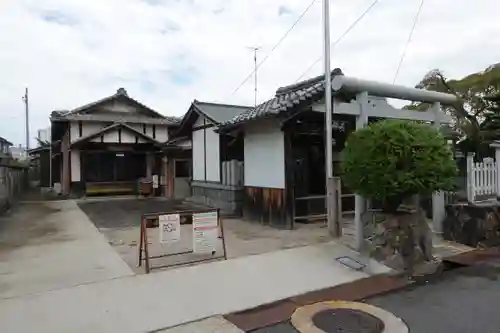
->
[354,92,368,250]
[61,130,70,195]
[466,153,475,202]
[283,125,295,230]
[432,102,445,233]
[146,153,153,178]
[490,141,500,200]
[162,155,168,197]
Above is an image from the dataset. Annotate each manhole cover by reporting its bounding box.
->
[312,308,385,333]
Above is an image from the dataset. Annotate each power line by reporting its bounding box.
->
[295,0,381,83]
[392,0,425,84]
[229,0,318,98]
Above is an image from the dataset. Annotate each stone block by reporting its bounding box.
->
[190,181,243,216]
[443,202,500,247]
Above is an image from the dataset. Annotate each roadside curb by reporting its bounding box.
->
[224,246,500,332]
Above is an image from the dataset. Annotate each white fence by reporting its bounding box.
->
[467,155,497,202]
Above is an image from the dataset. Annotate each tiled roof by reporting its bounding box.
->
[59,113,181,125]
[221,68,344,128]
[50,88,179,125]
[0,137,13,146]
[192,100,252,124]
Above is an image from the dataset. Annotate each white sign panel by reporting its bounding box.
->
[152,175,159,189]
[192,211,218,254]
[159,214,181,244]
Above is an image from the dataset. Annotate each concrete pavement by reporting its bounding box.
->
[0,241,391,333]
[0,200,133,299]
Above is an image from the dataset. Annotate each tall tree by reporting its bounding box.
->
[410,64,500,158]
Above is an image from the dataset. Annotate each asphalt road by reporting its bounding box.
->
[367,262,500,333]
[254,261,500,333]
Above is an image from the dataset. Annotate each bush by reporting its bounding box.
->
[341,119,457,209]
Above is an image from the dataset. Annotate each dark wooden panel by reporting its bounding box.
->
[243,186,291,228]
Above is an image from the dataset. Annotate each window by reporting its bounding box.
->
[152,125,156,139]
[143,124,146,134]
[78,121,83,137]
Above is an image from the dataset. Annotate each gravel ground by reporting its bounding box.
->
[77,198,196,229]
[77,197,331,274]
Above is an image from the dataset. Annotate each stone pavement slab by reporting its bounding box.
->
[157,316,243,333]
[0,241,390,333]
[0,200,133,299]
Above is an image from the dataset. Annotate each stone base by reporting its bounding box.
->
[443,201,500,248]
[362,206,435,276]
[189,181,243,216]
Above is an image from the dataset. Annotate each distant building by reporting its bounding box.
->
[0,137,13,157]
[50,88,184,196]
[9,145,28,161]
[37,127,51,144]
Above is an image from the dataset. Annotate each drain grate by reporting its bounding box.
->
[312,308,385,333]
[336,256,366,271]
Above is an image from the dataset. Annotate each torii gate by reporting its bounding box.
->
[312,75,458,250]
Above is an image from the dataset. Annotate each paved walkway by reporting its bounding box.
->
[0,241,391,332]
[0,200,133,299]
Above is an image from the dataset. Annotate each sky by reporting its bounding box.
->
[1,0,500,147]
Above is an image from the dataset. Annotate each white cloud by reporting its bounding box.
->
[0,0,499,146]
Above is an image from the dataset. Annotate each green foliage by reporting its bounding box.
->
[341,120,457,206]
[411,65,500,158]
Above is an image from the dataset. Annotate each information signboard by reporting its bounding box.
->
[192,211,218,254]
[159,214,181,244]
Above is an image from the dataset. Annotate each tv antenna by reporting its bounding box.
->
[246,46,261,106]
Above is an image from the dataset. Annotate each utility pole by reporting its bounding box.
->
[22,88,29,150]
[323,0,337,236]
[247,46,260,106]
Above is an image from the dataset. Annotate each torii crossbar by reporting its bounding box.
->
[317,75,458,250]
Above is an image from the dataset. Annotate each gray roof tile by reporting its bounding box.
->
[192,101,252,124]
[221,68,343,128]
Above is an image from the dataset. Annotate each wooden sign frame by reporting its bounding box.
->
[137,208,228,273]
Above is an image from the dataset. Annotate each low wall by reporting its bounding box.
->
[0,163,28,214]
[443,201,500,247]
[188,180,243,216]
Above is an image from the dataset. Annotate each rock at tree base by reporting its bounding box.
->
[362,197,441,276]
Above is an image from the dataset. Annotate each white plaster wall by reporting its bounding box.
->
[205,126,220,182]
[102,130,119,143]
[244,120,285,189]
[121,130,136,144]
[101,101,136,113]
[71,122,107,143]
[70,150,81,182]
[120,123,168,142]
[155,125,169,142]
[192,117,206,181]
[71,121,167,143]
